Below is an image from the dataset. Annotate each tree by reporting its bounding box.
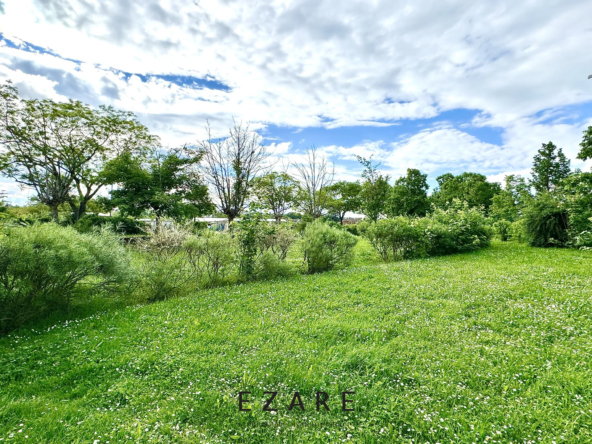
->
[431,172,501,211]
[197,121,268,222]
[490,175,532,222]
[251,171,299,222]
[577,126,592,161]
[530,141,571,194]
[387,168,429,217]
[357,156,391,222]
[325,181,362,224]
[293,145,334,218]
[0,82,155,222]
[103,148,213,227]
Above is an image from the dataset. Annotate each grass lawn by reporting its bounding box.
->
[1,241,591,443]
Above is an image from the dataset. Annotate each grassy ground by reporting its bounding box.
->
[1,241,591,443]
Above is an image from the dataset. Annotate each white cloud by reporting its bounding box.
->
[1,0,592,203]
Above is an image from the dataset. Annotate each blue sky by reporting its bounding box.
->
[1,0,592,203]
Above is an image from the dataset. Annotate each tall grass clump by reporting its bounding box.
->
[0,223,131,333]
[301,219,357,273]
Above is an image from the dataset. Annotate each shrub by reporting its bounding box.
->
[135,225,193,302]
[260,225,297,261]
[184,230,236,285]
[363,217,427,262]
[423,201,491,255]
[74,214,146,235]
[301,220,357,273]
[562,172,592,248]
[509,219,527,243]
[523,194,569,247]
[0,224,132,333]
[234,213,296,280]
[493,220,512,241]
[344,225,359,236]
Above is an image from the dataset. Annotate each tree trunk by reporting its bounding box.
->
[50,205,59,222]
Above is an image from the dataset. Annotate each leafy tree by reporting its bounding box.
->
[431,172,501,211]
[387,168,429,217]
[0,82,155,222]
[577,126,592,161]
[325,181,362,224]
[251,172,299,222]
[357,156,391,222]
[530,141,571,193]
[103,148,213,227]
[490,174,532,222]
[197,121,268,222]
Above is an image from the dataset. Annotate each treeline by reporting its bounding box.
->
[1,81,592,334]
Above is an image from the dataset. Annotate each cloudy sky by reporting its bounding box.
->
[1,0,592,203]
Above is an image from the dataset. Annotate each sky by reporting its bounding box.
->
[1,0,592,204]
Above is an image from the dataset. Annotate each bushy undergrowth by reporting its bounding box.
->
[364,201,491,262]
[234,213,296,280]
[523,193,569,247]
[302,220,358,273]
[0,223,131,333]
[184,230,236,285]
[74,214,147,235]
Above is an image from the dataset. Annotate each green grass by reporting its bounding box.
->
[1,241,592,443]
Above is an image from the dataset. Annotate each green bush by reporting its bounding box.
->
[422,201,491,255]
[509,219,527,243]
[184,230,236,285]
[233,213,296,280]
[135,225,193,302]
[344,225,359,236]
[301,220,357,273]
[523,194,569,247]
[562,172,592,248]
[363,201,491,261]
[74,215,146,235]
[0,224,132,333]
[363,217,427,262]
[493,220,512,241]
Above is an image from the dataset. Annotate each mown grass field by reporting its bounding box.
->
[1,241,591,443]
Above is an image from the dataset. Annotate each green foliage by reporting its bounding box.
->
[357,156,391,222]
[73,214,146,235]
[530,141,571,194]
[577,126,592,161]
[325,181,362,224]
[184,230,236,285]
[0,223,131,333]
[301,220,357,273]
[560,172,592,248]
[431,172,501,211]
[363,202,491,261]
[422,202,492,255]
[135,225,194,302]
[251,172,299,222]
[493,220,512,241]
[364,217,427,261]
[103,148,213,224]
[0,82,155,222]
[490,174,532,222]
[523,193,569,247]
[509,219,527,243]
[234,213,296,280]
[387,168,429,217]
